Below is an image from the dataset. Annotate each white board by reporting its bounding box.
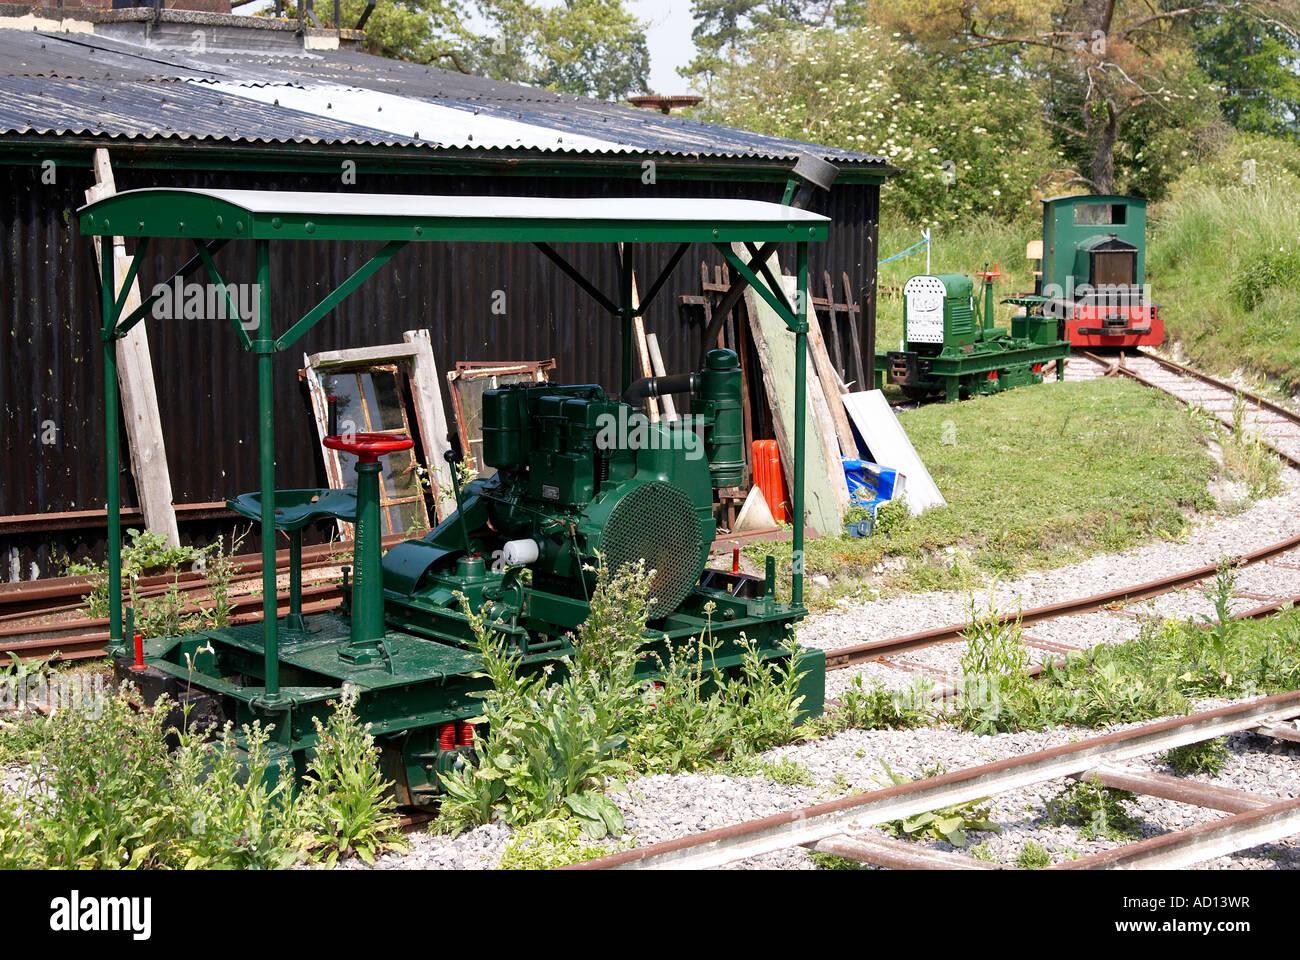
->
[842,390,946,515]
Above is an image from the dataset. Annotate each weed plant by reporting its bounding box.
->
[1163,738,1231,776]
[1045,778,1142,841]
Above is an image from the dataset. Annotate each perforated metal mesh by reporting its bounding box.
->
[601,481,703,613]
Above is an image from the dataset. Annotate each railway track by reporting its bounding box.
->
[819,528,1300,688]
[568,690,1300,870]
[1086,348,1300,468]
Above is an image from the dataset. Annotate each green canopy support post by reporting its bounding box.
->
[254,239,282,703]
[792,242,809,608]
[620,244,635,392]
[286,531,304,633]
[101,248,123,647]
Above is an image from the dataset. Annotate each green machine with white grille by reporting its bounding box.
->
[877,267,1071,402]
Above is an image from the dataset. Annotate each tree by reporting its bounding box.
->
[281,0,650,100]
[863,0,1299,193]
[1195,10,1300,136]
[283,0,472,66]
[682,0,836,86]
[697,25,1058,223]
[469,0,651,99]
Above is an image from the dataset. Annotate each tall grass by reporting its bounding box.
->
[875,216,1037,352]
[1147,146,1300,391]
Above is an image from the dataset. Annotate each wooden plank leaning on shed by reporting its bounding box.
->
[85,149,180,547]
[731,243,847,536]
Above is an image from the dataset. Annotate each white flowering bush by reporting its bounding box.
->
[695,26,1060,224]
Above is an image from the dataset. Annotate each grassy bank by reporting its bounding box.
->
[749,378,1224,603]
[1148,135,1300,393]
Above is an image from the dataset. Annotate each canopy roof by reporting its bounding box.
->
[78,188,831,244]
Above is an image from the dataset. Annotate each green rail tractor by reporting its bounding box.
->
[876,266,1071,402]
[80,184,832,809]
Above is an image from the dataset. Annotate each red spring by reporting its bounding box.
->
[458,721,475,747]
[438,723,457,751]
[1032,363,1043,373]
[987,371,999,381]
[131,632,145,672]
[731,547,740,575]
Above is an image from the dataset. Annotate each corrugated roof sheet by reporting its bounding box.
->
[0,26,891,167]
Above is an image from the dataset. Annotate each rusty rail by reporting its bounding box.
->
[824,529,1300,671]
[567,690,1300,871]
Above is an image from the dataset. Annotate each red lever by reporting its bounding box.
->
[131,632,146,672]
[732,547,741,575]
[322,432,414,464]
[976,261,1002,280]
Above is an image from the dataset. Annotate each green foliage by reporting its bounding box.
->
[684,0,821,83]
[1231,247,1300,312]
[1195,10,1300,137]
[300,688,408,867]
[28,684,175,868]
[696,26,1056,225]
[1163,737,1231,776]
[817,674,936,733]
[1016,841,1051,870]
[1217,397,1283,500]
[1149,151,1300,391]
[296,0,472,65]
[437,564,639,838]
[969,840,997,863]
[496,817,627,869]
[756,757,816,786]
[872,498,911,539]
[70,531,243,637]
[439,560,813,839]
[169,720,311,870]
[8,684,402,869]
[465,0,650,99]
[1046,777,1142,841]
[955,593,1032,734]
[879,762,1000,848]
[808,850,863,870]
[0,790,34,869]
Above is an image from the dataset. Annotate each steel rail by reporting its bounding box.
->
[1086,350,1300,470]
[1052,795,1300,870]
[0,593,343,663]
[823,530,1300,671]
[1134,348,1300,426]
[566,690,1300,870]
[0,555,352,624]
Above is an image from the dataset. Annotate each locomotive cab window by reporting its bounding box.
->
[1073,203,1127,226]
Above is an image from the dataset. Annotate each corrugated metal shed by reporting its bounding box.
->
[0,26,892,167]
[0,18,889,577]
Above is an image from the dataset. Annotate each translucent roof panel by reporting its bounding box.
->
[78,188,831,244]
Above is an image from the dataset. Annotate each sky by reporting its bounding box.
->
[631,0,698,94]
